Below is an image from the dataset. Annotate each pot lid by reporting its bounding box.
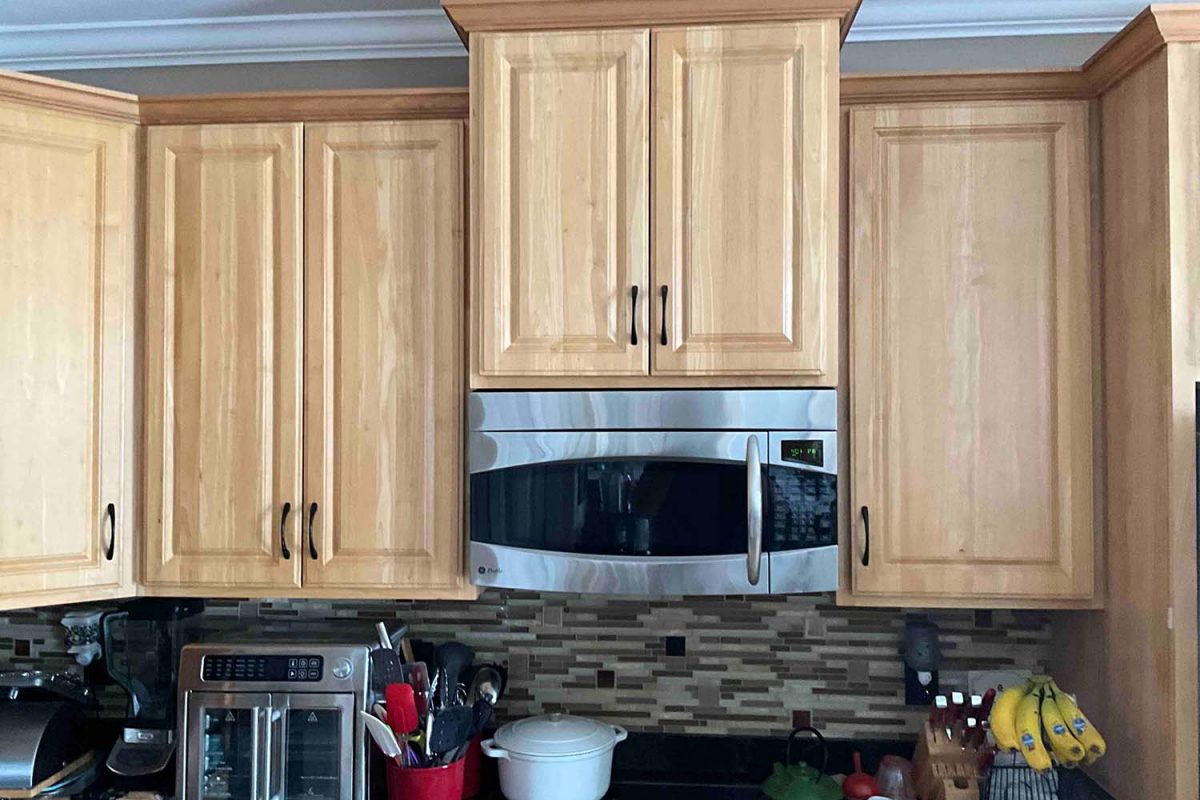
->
[494,713,621,757]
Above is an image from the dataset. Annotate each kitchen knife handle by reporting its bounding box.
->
[104,502,116,561]
[279,502,291,560]
[659,286,669,346]
[307,502,319,560]
[630,285,639,346]
[746,436,763,586]
[860,505,870,567]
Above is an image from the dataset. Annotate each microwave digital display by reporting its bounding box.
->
[781,439,823,467]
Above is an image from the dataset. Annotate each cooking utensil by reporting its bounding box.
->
[402,661,431,719]
[371,623,405,693]
[430,704,474,764]
[387,682,419,735]
[842,752,881,800]
[468,664,504,706]
[481,713,627,800]
[361,710,403,760]
[435,641,475,706]
[447,699,495,764]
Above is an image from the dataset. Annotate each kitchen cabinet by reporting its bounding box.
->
[652,22,836,379]
[143,123,304,593]
[0,94,137,610]
[472,29,650,380]
[143,119,471,598]
[469,21,838,386]
[847,101,1096,604]
[302,121,466,593]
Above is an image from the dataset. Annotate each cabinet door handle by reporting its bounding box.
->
[279,502,292,560]
[860,506,870,567]
[630,285,639,346]
[104,503,115,561]
[307,502,319,560]
[659,286,668,346]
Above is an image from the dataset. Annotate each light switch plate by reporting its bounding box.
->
[967,669,1033,695]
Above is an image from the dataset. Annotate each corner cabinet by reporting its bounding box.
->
[143,120,471,599]
[469,21,838,386]
[0,97,137,610]
[847,102,1098,605]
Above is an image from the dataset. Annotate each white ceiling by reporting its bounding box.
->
[0,0,1183,71]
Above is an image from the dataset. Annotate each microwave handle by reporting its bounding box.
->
[746,435,763,586]
[249,707,265,800]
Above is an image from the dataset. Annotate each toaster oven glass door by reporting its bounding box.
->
[274,694,355,800]
[185,692,270,800]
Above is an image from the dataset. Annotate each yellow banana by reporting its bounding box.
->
[1015,685,1053,772]
[989,686,1025,751]
[1040,684,1085,765]
[1050,681,1106,760]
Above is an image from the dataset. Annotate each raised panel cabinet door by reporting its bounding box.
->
[652,22,837,379]
[303,121,467,595]
[472,29,650,380]
[144,124,303,592]
[0,101,136,610]
[849,102,1095,602]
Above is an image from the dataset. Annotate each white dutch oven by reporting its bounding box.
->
[480,713,628,800]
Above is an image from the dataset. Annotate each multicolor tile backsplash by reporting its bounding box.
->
[0,592,1049,739]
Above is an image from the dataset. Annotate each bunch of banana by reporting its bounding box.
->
[987,676,1106,772]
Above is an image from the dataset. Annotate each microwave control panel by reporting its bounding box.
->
[202,654,324,683]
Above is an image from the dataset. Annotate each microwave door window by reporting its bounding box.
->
[472,459,751,556]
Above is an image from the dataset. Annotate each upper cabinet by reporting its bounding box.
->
[0,95,137,611]
[472,29,650,379]
[303,121,467,595]
[143,118,472,599]
[847,101,1097,605]
[465,13,843,386]
[143,124,305,594]
[652,23,836,378]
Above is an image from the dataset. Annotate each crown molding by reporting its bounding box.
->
[0,69,139,122]
[441,0,862,43]
[841,69,1092,105]
[0,9,466,72]
[138,87,469,125]
[845,0,1170,42]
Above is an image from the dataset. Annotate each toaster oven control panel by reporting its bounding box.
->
[202,654,324,683]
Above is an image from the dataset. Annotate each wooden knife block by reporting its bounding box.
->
[912,722,986,800]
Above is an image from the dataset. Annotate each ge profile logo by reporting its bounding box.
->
[477,566,487,575]
[478,566,501,576]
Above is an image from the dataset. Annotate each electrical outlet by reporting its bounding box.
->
[968,669,1033,695]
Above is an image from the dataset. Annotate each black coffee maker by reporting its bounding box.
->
[102,599,203,776]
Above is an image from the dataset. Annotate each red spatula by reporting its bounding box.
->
[386,682,419,738]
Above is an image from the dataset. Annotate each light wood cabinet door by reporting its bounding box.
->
[652,22,837,379]
[849,102,1096,603]
[144,124,303,593]
[472,29,650,380]
[302,121,467,595]
[0,101,136,610]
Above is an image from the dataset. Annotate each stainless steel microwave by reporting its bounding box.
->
[468,389,838,596]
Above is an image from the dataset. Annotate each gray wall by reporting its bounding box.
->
[34,34,1110,95]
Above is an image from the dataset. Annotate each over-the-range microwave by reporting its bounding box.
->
[468,389,837,596]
